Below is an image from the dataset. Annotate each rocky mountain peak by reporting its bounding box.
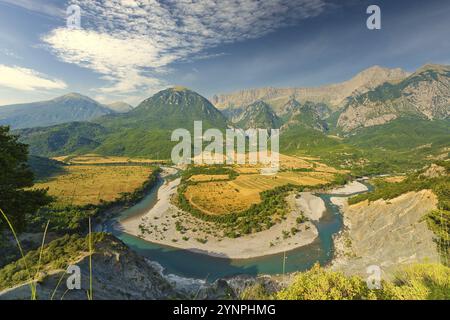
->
[337,64,450,132]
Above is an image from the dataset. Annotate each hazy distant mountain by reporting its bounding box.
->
[106,101,134,113]
[337,64,450,132]
[213,66,409,111]
[0,93,113,129]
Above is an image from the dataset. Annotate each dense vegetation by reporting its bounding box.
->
[0,126,52,232]
[15,88,229,159]
[27,155,67,181]
[242,263,450,300]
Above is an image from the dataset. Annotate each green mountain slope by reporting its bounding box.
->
[100,87,227,131]
[15,88,228,158]
[283,100,330,132]
[281,117,449,174]
[16,122,109,157]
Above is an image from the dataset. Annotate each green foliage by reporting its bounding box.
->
[385,263,450,299]
[0,233,108,291]
[241,283,272,300]
[333,173,352,186]
[276,264,379,300]
[181,165,238,181]
[27,155,67,181]
[281,118,450,176]
[271,263,450,300]
[178,179,312,237]
[0,126,52,232]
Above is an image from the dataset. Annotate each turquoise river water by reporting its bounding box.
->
[106,174,371,281]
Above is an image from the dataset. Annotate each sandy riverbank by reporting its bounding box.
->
[118,168,319,259]
[328,181,368,195]
[291,192,326,221]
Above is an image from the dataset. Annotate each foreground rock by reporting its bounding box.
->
[0,235,182,300]
[331,190,440,278]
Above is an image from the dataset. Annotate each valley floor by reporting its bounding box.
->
[118,168,320,259]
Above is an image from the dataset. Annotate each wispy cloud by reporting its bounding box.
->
[0,48,22,59]
[0,0,64,17]
[42,0,327,97]
[0,64,67,91]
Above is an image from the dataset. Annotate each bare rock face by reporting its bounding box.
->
[337,64,450,132]
[331,190,440,278]
[420,164,448,178]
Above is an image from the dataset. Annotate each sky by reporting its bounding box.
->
[0,0,449,106]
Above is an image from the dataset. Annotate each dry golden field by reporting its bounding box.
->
[188,174,230,182]
[53,154,167,164]
[383,176,407,183]
[33,165,153,206]
[184,155,338,215]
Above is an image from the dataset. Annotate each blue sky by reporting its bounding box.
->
[0,0,449,106]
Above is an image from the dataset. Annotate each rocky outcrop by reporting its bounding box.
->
[337,64,450,132]
[0,235,182,300]
[331,190,440,278]
[420,163,448,178]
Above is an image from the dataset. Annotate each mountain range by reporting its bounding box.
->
[4,64,449,173]
[212,65,410,111]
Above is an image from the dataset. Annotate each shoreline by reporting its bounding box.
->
[116,171,371,261]
[117,168,321,260]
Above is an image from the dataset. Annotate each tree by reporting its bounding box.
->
[0,126,52,232]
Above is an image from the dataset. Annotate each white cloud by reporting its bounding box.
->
[0,64,67,91]
[43,0,327,96]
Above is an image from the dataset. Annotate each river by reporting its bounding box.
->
[105,168,371,281]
